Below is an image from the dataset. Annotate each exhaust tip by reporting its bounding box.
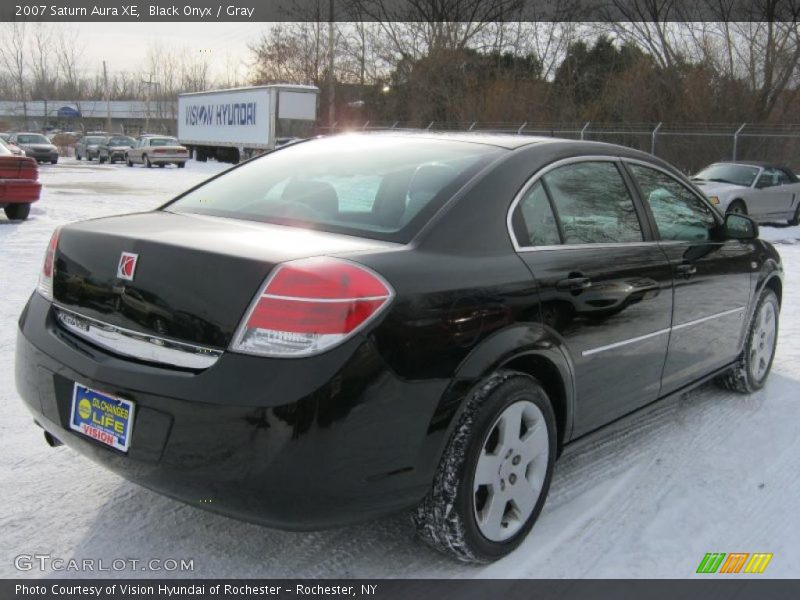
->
[43,431,63,448]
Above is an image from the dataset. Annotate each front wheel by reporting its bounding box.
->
[413,371,556,563]
[4,203,31,221]
[177,162,186,168]
[126,156,133,167]
[99,156,106,164]
[717,288,779,393]
[727,200,747,215]
[144,155,152,168]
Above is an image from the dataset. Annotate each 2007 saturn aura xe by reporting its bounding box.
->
[16,133,782,562]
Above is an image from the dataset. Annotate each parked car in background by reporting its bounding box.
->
[0,137,26,156]
[75,135,108,161]
[692,161,800,225]
[15,134,783,563]
[0,138,41,220]
[9,133,58,164]
[126,135,188,168]
[98,136,135,164]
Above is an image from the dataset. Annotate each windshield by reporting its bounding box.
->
[0,140,11,156]
[85,136,106,145]
[693,164,759,187]
[108,137,134,146]
[166,135,503,243]
[17,134,49,144]
[149,137,178,147]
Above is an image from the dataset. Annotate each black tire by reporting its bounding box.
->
[158,163,165,168]
[144,155,152,168]
[4,203,31,221]
[727,200,747,215]
[716,288,779,393]
[788,204,800,226]
[76,152,82,160]
[413,370,556,563]
[126,156,133,167]
[50,159,57,164]
[99,156,106,164]
[177,162,186,168]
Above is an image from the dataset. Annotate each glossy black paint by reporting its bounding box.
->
[16,134,783,528]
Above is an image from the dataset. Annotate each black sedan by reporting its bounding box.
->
[15,134,782,563]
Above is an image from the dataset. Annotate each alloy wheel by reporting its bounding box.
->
[749,300,777,382]
[473,400,550,542]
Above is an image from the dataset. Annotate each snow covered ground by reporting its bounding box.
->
[1,158,798,579]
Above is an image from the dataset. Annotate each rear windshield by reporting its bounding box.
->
[149,137,178,146]
[85,136,106,144]
[17,134,49,144]
[166,136,503,242]
[108,136,134,146]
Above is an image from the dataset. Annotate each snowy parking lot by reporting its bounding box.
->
[1,158,798,579]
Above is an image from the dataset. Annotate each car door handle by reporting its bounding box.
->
[676,264,697,278]
[556,276,592,291]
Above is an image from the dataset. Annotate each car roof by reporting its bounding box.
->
[342,131,559,150]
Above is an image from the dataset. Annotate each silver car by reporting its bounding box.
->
[126,135,189,168]
[692,161,800,225]
[75,135,108,161]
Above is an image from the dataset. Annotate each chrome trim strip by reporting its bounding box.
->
[582,328,671,357]
[581,306,746,357]
[54,306,222,369]
[261,293,389,303]
[671,307,745,331]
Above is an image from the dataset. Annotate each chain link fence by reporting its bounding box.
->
[318,121,800,174]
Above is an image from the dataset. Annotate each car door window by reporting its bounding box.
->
[628,164,717,242]
[541,161,643,244]
[757,168,779,188]
[515,181,561,246]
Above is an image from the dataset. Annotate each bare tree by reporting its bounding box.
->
[55,26,85,101]
[0,23,29,125]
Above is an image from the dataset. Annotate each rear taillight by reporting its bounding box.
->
[37,228,60,301]
[231,257,394,357]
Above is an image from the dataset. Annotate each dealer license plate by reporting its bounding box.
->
[69,384,135,452]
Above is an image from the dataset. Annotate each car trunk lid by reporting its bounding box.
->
[52,211,396,350]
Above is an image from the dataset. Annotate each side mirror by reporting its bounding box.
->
[724,213,758,240]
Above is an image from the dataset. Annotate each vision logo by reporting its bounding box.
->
[696,552,773,574]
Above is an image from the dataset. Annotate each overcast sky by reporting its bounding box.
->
[67,22,269,81]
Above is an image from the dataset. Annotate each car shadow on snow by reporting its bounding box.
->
[54,373,798,579]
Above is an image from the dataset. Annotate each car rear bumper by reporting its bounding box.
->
[15,293,448,529]
[150,155,187,163]
[0,180,41,203]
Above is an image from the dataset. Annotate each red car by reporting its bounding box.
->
[0,140,41,220]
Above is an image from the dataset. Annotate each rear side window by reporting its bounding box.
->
[541,161,643,244]
[167,136,502,243]
[515,181,561,246]
[628,164,717,242]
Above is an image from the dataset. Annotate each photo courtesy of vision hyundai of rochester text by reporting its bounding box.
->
[15,133,782,563]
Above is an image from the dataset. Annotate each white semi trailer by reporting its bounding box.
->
[177,84,319,163]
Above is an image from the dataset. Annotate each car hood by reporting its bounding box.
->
[693,181,747,196]
[21,143,56,151]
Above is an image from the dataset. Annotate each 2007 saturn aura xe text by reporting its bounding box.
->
[15,133,782,562]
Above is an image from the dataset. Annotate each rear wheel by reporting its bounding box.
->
[158,163,165,168]
[717,288,779,393]
[126,156,133,167]
[727,200,747,215]
[4,203,31,221]
[144,155,152,168]
[788,205,800,226]
[76,152,82,160]
[177,162,186,168]
[413,371,556,563]
[99,156,106,164]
